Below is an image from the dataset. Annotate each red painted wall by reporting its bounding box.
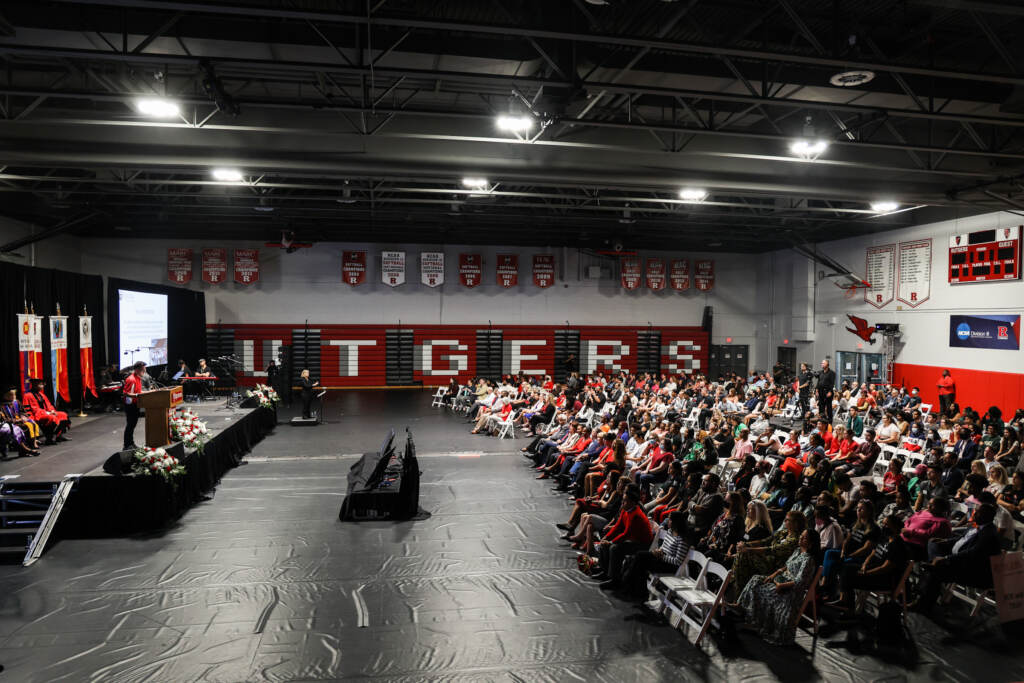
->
[891,362,1024,417]
[210,323,708,388]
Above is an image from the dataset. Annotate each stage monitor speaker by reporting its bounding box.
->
[103,449,135,476]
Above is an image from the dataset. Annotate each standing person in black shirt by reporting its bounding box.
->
[266,360,279,391]
[797,363,813,420]
[817,359,836,423]
[298,368,319,419]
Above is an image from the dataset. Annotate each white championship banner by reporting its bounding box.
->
[382,250,406,287]
[864,244,896,308]
[897,238,932,307]
[421,251,444,288]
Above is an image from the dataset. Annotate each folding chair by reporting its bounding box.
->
[430,386,448,408]
[919,403,933,415]
[496,410,519,440]
[795,565,824,637]
[856,561,915,617]
[648,548,707,612]
[666,561,732,646]
[682,408,700,431]
[872,445,897,481]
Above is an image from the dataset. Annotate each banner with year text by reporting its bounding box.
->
[670,259,690,291]
[496,254,519,288]
[533,254,555,288]
[202,248,227,285]
[167,248,193,284]
[646,258,666,290]
[459,253,482,288]
[233,249,260,285]
[342,250,366,286]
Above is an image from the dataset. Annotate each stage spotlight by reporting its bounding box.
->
[134,97,180,118]
[679,188,708,203]
[870,200,899,213]
[789,139,829,158]
[212,168,244,183]
[496,115,534,133]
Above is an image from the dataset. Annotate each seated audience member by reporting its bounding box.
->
[566,478,628,554]
[914,464,947,511]
[683,473,725,543]
[631,438,676,494]
[877,413,901,447]
[955,465,987,501]
[731,510,806,596]
[881,456,907,496]
[997,470,1024,521]
[748,460,773,499]
[939,453,965,497]
[731,455,757,493]
[911,503,1001,613]
[594,486,654,589]
[846,407,864,437]
[732,529,820,646]
[622,511,689,597]
[951,427,979,469]
[696,491,745,563]
[582,437,626,497]
[831,514,910,610]
[643,460,685,515]
[560,470,622,537]
[814,504,845,551]
[0,388,41,457]
[1,388,41,452]
[835,429,880,476]
[997,426,1021,470]
[23,378,71,443]
[729,427,753,461]
[726,501,773,563]
[901,496,952,560]
[877,486,914,526]
[822,500,879,597]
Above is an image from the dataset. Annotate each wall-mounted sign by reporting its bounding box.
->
[342,250,366,286]
[897,238,931,307]
[381,250,406,287]
[949,314,1020,350]
[864,244,896,308]
[421,251,444,288]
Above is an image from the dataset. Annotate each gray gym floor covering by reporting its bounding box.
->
[0,390,1020,681]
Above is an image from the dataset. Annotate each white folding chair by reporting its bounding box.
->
[683,408,700,430]
[648,548,707,610]
[666,560,731,646]
[430,386,448,408]
[920,403,933,415]
[496,410,520,440]
[872,444,897,481]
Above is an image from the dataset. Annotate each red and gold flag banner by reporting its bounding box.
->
[621,256,642,290]
[18,314,43,395]
[496,254,519,288]
[167,248,193,284]
[646,258,666,290]
[694,259,715,291]
[234,248,260,285]
[342,250,367,286]
[49,316,70,403]
[381,250,406,287]
[533,254,555,288]
[79,315,97,398]
[670,259,690,291]
[459,253,482,288]
[202,248,227,285]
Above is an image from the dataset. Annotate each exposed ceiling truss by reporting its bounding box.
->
[1,0,1024,251]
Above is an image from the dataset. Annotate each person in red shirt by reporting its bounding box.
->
[122,361,146,450]
[23,378,71,444]
[937,370,956,417]
[594,485,653,589]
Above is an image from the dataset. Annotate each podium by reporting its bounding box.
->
[138,386,184,447]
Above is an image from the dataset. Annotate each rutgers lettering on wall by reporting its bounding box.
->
[210,324,708,387]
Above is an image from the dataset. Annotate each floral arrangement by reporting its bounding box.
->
[170,407,210,453]
[246,383,280,408]
[132,446,186,481]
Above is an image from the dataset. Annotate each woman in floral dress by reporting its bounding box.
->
[734,529,820,645]
[730,510,806,595]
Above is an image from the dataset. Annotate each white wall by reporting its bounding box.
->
[0,216,83,273]
[78,239,764,357]
[763,210,1024,374]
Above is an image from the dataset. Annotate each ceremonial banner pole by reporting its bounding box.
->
[77,305,89,417]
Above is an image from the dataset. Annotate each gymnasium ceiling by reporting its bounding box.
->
[2,0,1024,253]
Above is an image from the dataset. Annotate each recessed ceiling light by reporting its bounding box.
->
[462,177,489,189]
[789,139,829,158]
[870,200,899,213]
[134,97,180,118]
[679,188,708,202]
[212,168,244,183]
[496,115,534,133]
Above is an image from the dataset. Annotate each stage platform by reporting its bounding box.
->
[0,390,1018,681]
[0,400,277,539]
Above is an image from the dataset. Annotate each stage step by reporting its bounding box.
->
[0,475,80,566]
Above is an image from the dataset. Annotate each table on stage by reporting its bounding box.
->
[179,376,216,400]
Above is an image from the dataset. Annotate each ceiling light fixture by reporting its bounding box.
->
[211,168,244,183]
[829,70,875,87]
[679,188,708,202]
[789,139,829,159]
[870,200,899,213]
[496,115,534,133]
[462,177,489,189]
[134,97,180,118]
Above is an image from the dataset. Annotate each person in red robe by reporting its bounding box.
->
[23,379,71,444]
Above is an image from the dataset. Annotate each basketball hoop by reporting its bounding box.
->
[834,276,871,300]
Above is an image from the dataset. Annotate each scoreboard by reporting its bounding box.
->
[948,225,1021,284]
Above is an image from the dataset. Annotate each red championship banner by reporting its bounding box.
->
[79,315,97,398]
[533,254,555,288]
[202,248,227,285]
[342,250,367,286]
[167,248,193,284]
[233,248,260,285]
[459,253,482,288]
[670,259,690,291]
[496,254,519,288]
[694,259,715,291]
[621,256,642,290]
[646,257,666,290]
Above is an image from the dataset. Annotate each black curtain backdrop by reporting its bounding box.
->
[0,263,105,406]
[106,277,206,374]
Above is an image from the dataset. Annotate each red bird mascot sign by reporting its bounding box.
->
[846,315,877,344]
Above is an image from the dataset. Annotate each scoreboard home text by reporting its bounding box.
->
[948,225,1021,284]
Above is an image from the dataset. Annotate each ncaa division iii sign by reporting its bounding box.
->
[381,251,406,287]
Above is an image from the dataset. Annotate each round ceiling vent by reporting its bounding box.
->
[829,70,875,87]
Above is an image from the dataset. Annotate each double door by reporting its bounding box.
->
[834,351,885,389]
